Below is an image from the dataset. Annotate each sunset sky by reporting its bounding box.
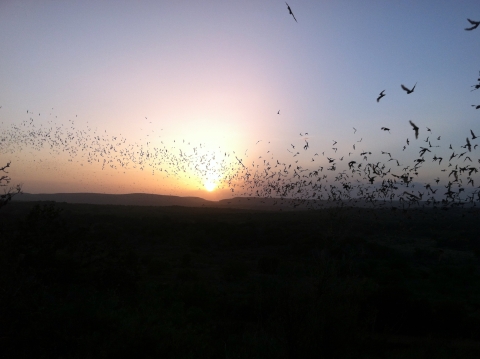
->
[1,1,480,200]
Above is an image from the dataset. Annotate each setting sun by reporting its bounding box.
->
[204,181,216,192]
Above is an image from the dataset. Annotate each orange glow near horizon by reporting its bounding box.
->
[204,181,216,192]
[0,109,248,200]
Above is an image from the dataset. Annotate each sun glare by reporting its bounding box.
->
[204,181,216,192]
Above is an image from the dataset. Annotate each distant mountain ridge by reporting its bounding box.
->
[14,193,215,207]
[12,192,404,210]
[14,192,305,210]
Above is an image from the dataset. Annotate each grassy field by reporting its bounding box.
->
[1,201,480,358]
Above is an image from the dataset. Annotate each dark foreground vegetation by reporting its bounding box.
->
[1,201,480,358]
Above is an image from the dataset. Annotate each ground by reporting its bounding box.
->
[1,201,480,358]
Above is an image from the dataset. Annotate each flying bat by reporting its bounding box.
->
[465,18,480,31]
[409,120,419,139]
[286,2,297,22]
[377,90,385,102]
[401,83,417,94]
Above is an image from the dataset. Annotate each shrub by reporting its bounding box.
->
[0,161,21,210]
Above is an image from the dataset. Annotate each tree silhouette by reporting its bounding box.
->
[0,161,22,209]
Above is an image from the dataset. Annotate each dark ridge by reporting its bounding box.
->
[12,192,427,211]
[12,192,213,207]
[12,192,313,211]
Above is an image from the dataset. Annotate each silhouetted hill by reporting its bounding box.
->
[12,193,321,211]
[13,192,414,211]
[13,193,215,207]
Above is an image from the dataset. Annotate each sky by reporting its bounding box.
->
[1,1,480,201]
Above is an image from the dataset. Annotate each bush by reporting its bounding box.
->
[0,161,21,210]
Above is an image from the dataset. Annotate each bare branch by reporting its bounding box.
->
[0,162,21,209]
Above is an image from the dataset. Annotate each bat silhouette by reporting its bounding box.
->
[401,83,417,94]
[286,2,297,22]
